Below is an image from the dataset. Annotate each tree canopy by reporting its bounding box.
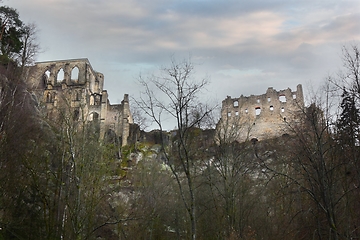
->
[0,6,24,63]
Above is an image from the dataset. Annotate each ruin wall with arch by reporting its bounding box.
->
[26,58,133,146]
[218,84,304,142]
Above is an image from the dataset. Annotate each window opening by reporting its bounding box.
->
[46,92,52,102]
[92,112,99,121]
[227,112,231,117]
[293,94,296,99]
[270,105,274,111]
[45,70,50,78]
[257,99,260,103]
[279,95,286,102]
[233,100,239,107]
[75,90,81,101]
[281,107,285,113]
[255,107,261,116]
[267,97,271,102]
[73,109,80,121]
[71,66,79,81]
[235,111,239,116]
[45,70,50,79]
[245,108,248,114]
[43,70,51,85]
[94,95,101,105]
[56,68,64,82]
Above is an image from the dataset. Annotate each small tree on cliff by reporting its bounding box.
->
[134,57,213,240]
[17,23,41,75]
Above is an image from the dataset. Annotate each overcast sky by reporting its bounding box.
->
[7,0,360,105]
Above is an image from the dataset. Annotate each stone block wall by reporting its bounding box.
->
[26,58,133,146]
[218,84,304,142]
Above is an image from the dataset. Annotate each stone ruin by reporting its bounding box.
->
[218,84,304,142]
[24,57,305,145]
[26,58,133,146]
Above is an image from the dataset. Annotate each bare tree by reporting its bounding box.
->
[340,45,360,99]
[204,133,256,237]
[130,103,149,131]
[134,57,214,240]
[253,92,359,239]
[17,23,41,70]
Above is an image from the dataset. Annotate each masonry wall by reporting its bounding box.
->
[26,58,133,146]
[218,84,304,142]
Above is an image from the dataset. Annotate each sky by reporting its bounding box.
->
[6,0,360,106]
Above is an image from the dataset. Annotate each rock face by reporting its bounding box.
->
[218,84,304,142]
[26,58,133,146]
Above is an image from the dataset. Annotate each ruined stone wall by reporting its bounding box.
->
[26,58,132,146]
[103,94,133,146]
[218,84,304,142]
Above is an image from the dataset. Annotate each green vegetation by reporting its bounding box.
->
[1,5,360,240]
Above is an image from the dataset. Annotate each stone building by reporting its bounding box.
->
[218,84,304,142]
[26,58,133,146]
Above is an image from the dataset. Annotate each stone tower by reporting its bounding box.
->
[217,84,304,142]
[26,58,133,146]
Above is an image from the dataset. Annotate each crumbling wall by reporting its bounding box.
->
[26,58,132,146]
[104,94,133,146]
[218,84,304,142]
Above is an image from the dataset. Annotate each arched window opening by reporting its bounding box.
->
[281,107,285,113]
[233,100,239,107]
[43,70,51,85]
[71,66,79,81]
[56,68,64,82]
[245,108,248,114]
[279,95,286,102]
[255,107,261,116]
[270,105,274,111]
[45,69,50,78]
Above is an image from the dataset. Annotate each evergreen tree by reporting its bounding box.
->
[337,88,360,147]
[0,6,24,63]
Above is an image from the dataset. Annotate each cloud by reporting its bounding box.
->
[6,0,360,107]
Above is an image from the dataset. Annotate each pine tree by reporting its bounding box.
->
[337,88,360,147]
